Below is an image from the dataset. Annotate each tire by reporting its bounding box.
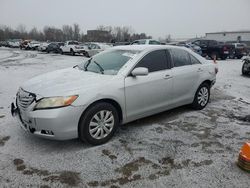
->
[220,55,227,60]
[242,62,248,75]
[60,49,64,55]
[84,52,90,58]
[78,102,119,145]
[237,55,243,59]
[70,49,75,56]
[192,83,210,110]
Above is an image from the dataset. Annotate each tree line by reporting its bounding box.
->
[0,24,152,43]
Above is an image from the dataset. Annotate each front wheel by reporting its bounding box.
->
[192,83,210,110]
[220,55,227,60]
[237,55,243,59]
[78,102,119,145]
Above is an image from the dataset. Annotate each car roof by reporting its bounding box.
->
[112,44,188,52]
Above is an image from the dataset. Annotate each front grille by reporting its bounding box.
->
[16,88,35,111]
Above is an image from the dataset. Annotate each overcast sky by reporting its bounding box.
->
[0,0,250,39]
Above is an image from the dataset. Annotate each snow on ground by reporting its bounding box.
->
[216,59,250,102]
[0,47,250,188]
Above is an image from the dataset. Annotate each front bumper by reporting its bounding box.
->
[11,102,85,140]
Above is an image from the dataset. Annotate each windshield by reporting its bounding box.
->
[78,49,140,75]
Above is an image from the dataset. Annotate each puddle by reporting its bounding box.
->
[0,136,10,146]
[13,158,81,187]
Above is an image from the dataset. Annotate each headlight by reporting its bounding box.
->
[34,95,78,110]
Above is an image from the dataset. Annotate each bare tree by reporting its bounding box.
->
[0,24,152,43]
[62,25,73,41]
[73,23,80,41]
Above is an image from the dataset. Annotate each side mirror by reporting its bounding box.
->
[131,67,149,77]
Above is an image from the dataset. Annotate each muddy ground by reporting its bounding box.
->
[0,47,250,188]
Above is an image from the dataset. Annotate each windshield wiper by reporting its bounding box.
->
[73,64,80,69]
[84,58,92,71]
[93,60,104,74]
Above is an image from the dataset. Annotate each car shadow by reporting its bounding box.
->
[120,105,192,130]
[242,74,250,78]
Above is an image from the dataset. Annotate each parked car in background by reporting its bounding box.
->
[191,39,229,60]
[242,57,250,75]
[113,42,131,46]
[20,40,31,50]
[11,45,217,145]
[131,39,162,45]
[83,42,112,57]
[0,41,9,47]
[60,41,86,55]
[27,41,41,50]
[227,43,248,59]
[8,39,22,48]
[175,42,202,55]
[46,42,64,53]
[38,42,50,52]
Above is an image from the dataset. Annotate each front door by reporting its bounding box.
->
[125,50,173,121]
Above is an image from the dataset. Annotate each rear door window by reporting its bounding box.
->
[171,49,192,67]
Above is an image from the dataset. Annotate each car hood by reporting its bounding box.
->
[22,67,115,97]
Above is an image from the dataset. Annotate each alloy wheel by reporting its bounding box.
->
[197,87,209,106]
[89,110,114,140]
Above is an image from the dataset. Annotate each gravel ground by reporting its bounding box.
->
[0,47,250,188]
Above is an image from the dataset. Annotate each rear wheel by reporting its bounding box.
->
[78,102,119,145]
[192,83,210,110]
[220,55,227,60]
[70,49,75,56]
[242,62,248,75]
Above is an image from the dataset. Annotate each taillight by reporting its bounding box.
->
[223,46,227,51]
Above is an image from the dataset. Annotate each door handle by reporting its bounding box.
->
[164,74,173,79]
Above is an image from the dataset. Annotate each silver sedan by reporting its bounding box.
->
[11,45,217,145]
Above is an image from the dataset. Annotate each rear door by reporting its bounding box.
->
[170,48,201,106]
[125,50,173,120]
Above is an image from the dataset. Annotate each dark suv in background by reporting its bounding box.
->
[46,42,64,53]
[191,39,229,60]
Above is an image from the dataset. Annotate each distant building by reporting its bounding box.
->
[86,30,111,42]
[205,31,250,46]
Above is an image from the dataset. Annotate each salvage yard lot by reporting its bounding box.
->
[0,47,250,188]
